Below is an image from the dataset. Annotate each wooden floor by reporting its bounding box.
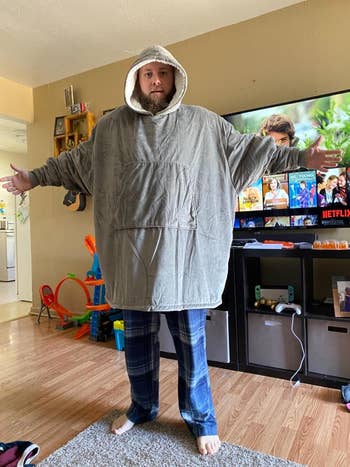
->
[1,316,350,466]
[0,281,31,323]
[0,300,31,323]
[0,281,17,305]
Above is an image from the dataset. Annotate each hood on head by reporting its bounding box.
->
[124,45,188,116]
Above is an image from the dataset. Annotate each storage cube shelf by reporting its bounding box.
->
[54,111,95,157]
[233,247,350,388]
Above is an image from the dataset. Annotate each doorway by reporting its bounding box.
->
[0,117,32,317]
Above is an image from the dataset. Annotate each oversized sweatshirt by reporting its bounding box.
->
[30,45,306,311]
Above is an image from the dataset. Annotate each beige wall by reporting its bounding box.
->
[0,77,33,123]
[28,0,350,310]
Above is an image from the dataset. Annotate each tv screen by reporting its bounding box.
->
[223,89,350,230]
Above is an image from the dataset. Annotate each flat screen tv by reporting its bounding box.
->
[223,89,350,231]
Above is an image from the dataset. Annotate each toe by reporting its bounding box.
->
[207,442,216,455]
[197,440,207,455]
[206,438,221,455]
[199,445,207,455]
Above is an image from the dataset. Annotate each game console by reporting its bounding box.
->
[275,302,302,315]
[255,285,294,303]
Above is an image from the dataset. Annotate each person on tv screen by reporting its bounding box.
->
[303,216,313,226]
[0,45,342,457]
[258,114,297,147]
[296,180,311,208]
[319,174,339,205]
[264,177,289,209]
[316,174,327,207]
[334,171,348,206]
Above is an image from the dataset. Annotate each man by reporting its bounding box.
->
[0,45,341,456]
[258,113,297,147]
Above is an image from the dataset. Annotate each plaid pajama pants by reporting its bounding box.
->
[123,308,217,437]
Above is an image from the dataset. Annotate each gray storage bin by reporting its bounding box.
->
[248,313,303,370]
[307,319,350,378]
[159,309,230,363]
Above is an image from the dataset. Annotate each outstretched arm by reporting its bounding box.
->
[304,136,342,170]
[0,163,35,195]
[1,130,95,196]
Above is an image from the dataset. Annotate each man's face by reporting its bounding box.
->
[136,62,175,113]
[268,131,291,146]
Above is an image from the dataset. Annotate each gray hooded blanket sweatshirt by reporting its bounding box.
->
[31,46,305,311]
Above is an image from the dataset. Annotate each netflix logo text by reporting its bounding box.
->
[322,209,350,219]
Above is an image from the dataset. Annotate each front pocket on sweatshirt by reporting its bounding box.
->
[110,161,197,230]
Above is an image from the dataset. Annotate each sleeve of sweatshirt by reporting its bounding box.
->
[29,127,95,195]
[222,121,306,194]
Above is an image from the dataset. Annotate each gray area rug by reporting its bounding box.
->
[38,411,304,466]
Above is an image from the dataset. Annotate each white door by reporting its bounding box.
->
[15,193,32,301]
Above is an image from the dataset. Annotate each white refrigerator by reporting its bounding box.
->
[0,230,16,281]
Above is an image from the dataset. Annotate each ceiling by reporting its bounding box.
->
[0,0,305,154]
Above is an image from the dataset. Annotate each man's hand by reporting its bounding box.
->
[305,136,342,170]
[0,163,33,195]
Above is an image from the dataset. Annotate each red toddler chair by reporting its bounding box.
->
[38,284,54,324]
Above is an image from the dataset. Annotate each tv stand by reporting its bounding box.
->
[231,247,350,388]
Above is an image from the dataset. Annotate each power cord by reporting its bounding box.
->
[289,311,305,388]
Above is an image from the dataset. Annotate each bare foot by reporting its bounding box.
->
[197,435,221,455]
[111,414,135,435]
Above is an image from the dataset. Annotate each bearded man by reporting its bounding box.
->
[0,45,341,456]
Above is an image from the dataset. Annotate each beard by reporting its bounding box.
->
[133,82,176,114]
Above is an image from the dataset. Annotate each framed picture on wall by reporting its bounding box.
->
[64,85,74,108]
[54,116,65,136]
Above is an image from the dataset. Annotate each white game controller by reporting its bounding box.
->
[275,302,302,315]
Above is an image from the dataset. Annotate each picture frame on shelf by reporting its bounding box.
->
[54,116,65,136]
[332,275,350,317]
[337,280,350,315]
[70,103,81,114]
